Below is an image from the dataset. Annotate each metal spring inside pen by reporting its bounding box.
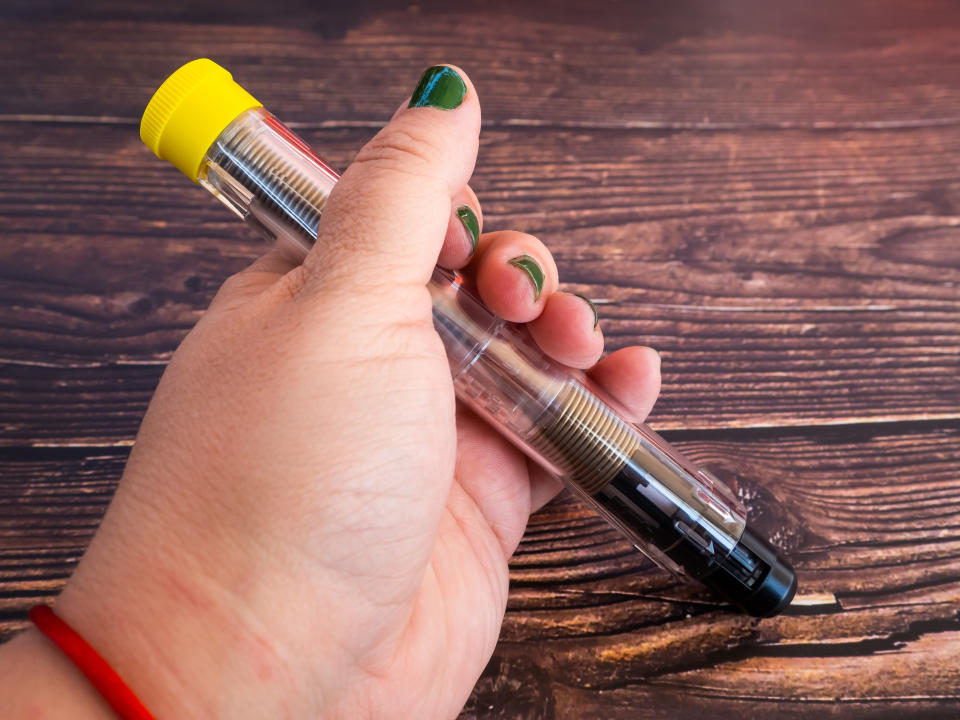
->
[215,124,328,244]
[529,382,640,495]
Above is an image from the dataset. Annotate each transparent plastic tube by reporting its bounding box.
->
[192,107,796,616]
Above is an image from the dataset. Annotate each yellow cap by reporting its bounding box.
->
[140,58,262,181]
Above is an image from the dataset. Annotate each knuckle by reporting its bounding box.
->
[271,264,311,301]
[214,270,256,302]
[354,125,439,178]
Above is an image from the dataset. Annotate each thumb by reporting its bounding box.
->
[303,65,480,290]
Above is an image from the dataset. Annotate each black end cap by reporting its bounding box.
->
[735,527,797,617]
[700,527,797,617]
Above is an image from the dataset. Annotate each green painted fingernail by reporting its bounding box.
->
[574,293,599,330]
[409,66,466,110]
[507,254,544,301]
[456,206,479,253]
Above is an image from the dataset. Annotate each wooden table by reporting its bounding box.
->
[2,1,959,716]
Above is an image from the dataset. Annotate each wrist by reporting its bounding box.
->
[0,628,114,719]
[54,488,325,720]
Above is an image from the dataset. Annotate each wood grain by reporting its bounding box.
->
[4,0,960,129]
[2,0,960,716]
[3,425,960,715]
[2,122,958,444]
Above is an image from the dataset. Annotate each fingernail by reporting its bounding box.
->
[574,293,599,330]
[409,66,466,110]
[507,254,544,301]
[456,206,480,254]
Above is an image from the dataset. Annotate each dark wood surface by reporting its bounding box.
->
[2,1,959,717]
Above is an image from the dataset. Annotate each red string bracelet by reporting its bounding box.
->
[29,604,157,720]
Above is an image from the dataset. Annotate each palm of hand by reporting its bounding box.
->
[55,247,656,720]
[248,280,543,719]
[144,273,544,719]
[351,403,540,720]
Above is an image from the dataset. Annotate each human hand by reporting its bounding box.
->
[6,65,661,719]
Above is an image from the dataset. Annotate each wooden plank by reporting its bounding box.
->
[467,632,960,719]
[2,122,959,443]
[2,0,959,714]
[1,425,959,717]
[3,0,960,129]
